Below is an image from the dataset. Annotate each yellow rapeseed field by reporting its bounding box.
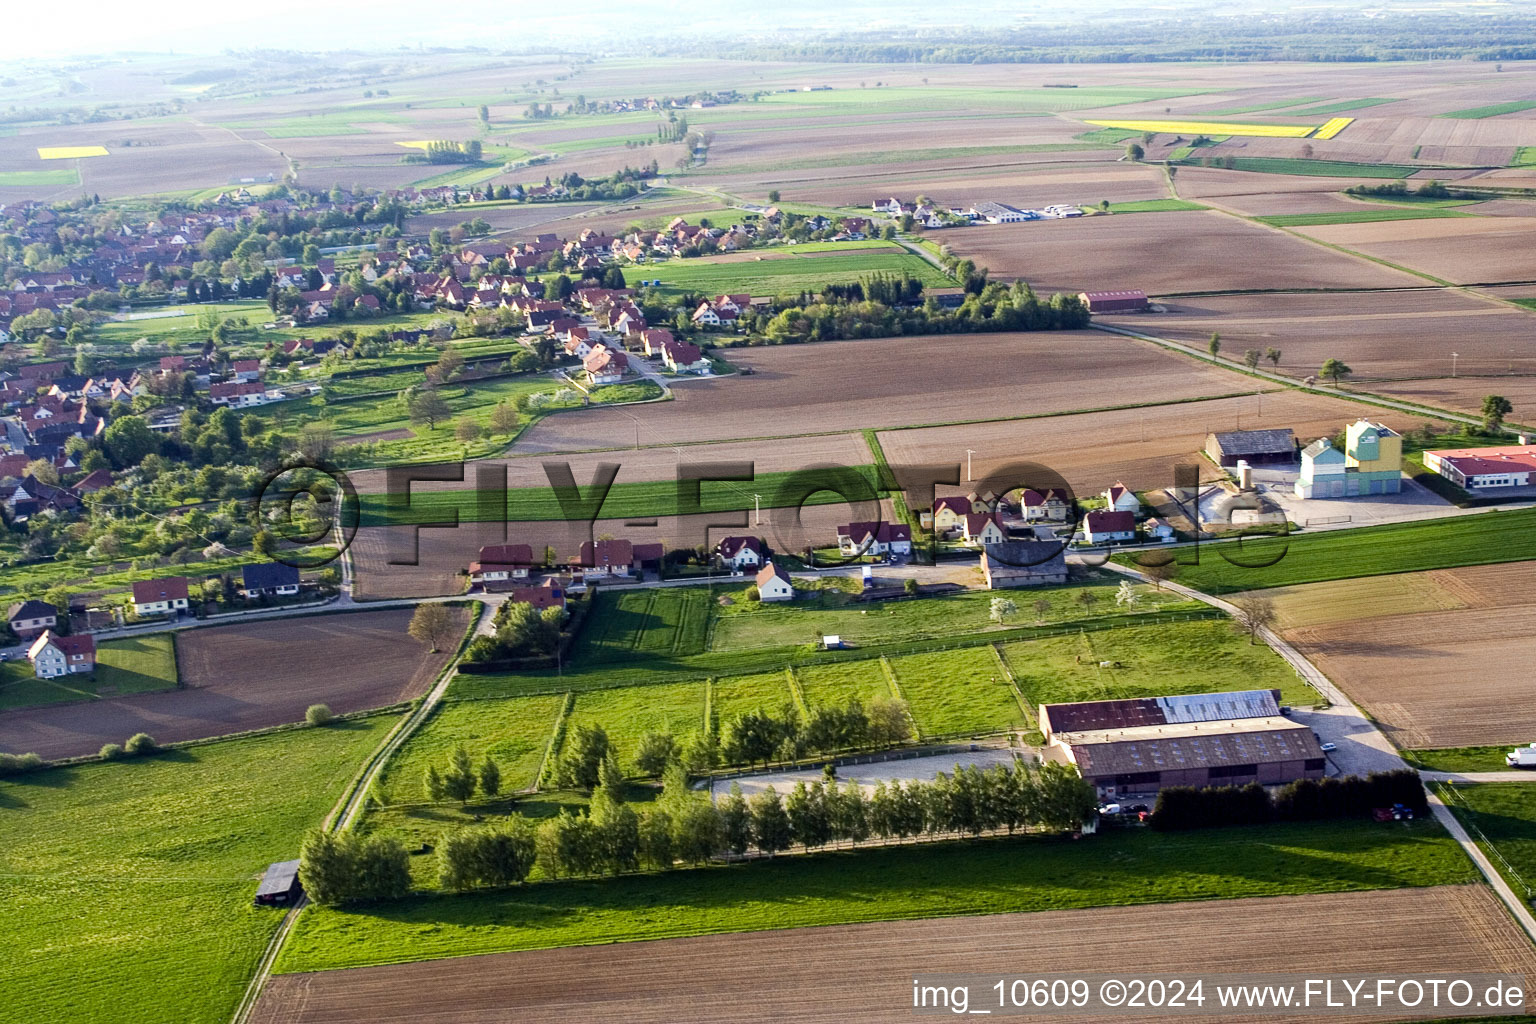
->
[36,145,110,160]
[395,140,433,150]
[1085,119,1316,138]
[1311,117,1355,140]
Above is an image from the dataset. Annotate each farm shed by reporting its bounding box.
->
[1204,428,1297,467]
[1079,289,1148,314]
[1040,690,1323,799]
[980,539,1068,588]
[254,859,303,907]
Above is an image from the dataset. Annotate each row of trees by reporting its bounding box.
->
[423,744,503,805]
[298,830,413,905]
[1150,770,1428,830]
[758,282,1088,344]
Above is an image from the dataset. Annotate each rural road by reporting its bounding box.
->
[1427,789,1536,944]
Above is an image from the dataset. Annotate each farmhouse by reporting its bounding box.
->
[507,582,566,611]
[1041,689,1325,799]
[254,859,303,907]
[132,576,190,616]
[980,539,1068,588]
[755,561,795,602]
[717,536,766,570]
[584,348,629,385]
[1079,289,1149,314]
[1423,444,1536,490]
[242,562,300,597]
[1017,488,1071,522]
[1205,428,1297,467]
[469,543,536,588]
[1082,509,1137,544]
[837,521,912,558]
[1102,482,1140,515]
[960,512,1006,547]
[1296,420,1403,499]
[28,630,96,678]
[7,599,56,639]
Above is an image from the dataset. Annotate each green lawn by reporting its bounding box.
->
[94,634,179,696]
[1283,98,1400,117]
[1439,101,1536,120]
[1001,618,1315,709]
[887,647,1024,736]
[564,681,706,769]
[1141,507,1536,594]
[377,694,565,804]
[796,660,894,710]
[1402,746,1517,773]
[1513,147,1536,167]
[711,671,797,724]
[275,817,1470,974]
[0,715,398,1024]
[1258,208,1473,227]
[0,168,80,185]
[628,247,951,298]
[1105,199,1207,213]
[1179,156,1422,178]
[709,579,1191,652]
[573,588,712,667]
[1440,783,1536,887]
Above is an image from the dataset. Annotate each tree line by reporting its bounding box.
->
[1149,770,1428,830]
[757,281,1088,345]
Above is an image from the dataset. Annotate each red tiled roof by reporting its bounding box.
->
[132,576,190,603]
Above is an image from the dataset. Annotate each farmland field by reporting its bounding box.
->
[794,660,893,710]
[563,681,706,768]
[36,144,110,159]
[1282,562,1536,747]
[0,715,399,1024]
[711,670,798,723]
[625,242,953,297]
[254,885,1521,1024]
[574,588,712,665]
[1293,216,1536,285]
[1085,118,1317,138]
[886,647,1024,736]
[939,212,1421,295]
[0,608,467,760]
[272,817,1473,974]
[376,693,565,802]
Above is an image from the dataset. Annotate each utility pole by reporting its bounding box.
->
[965,448,976,482]
[753,493,762,527]
[1452,351,1460,378]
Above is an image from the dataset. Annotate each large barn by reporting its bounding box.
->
[1204,428,1297,467]
[1041,689,1325,800]
[1078,289,1148,314]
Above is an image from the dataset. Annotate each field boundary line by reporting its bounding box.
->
[702,676,715,733]
[785,666,811,718]
[531,692,574,793]
[878,655,921,738]
[990,643,1037,730]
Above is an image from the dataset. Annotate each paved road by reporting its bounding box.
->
[1421,771,1536,784]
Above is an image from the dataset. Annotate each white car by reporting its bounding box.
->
[1319,742,1338,753]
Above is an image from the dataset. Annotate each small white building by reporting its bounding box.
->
[1102,482,1141,515]
[718,536,766,570]
[755,562,795,602]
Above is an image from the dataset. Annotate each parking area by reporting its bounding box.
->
[1243,466,1460,531]
[707,746,1023,800]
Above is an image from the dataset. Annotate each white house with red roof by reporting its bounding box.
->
[132,576,190,616]
[961,512,1006,547]
[659,339,710,374]
[717,536,765,570]
[469,544,536,588]
[1083,509,1137,544]
[209,380,271,408]
[1423,445,1536,490]
[583,348,629,385]
[1102,482,1141,515]
[755,561,795,602]
[837,521,912,558]
[28,630,95,678]
[1017,488,1072,522]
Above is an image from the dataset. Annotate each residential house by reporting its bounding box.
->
[28,630,95,678]
[132,576,190,617]
[578,538,636,577]
[1082,509,1137,544]
[755,562,795,602]
[7,599,56,639]
[928,495,978,533]
[584,348,629,386]
[836,521,912,558]
[660,339,710,374]
[242,562,300,597]
[1102,482,1140,515]
[981,539,1069,589]
[717,536,765,570]
[209,380,271,408]
[1143,517,1176,542]
[961,512,1006,547]
[231,359,262,382]
[639,328,675,357]
[1017,488,1071,522]
[506,582,567,611]
[469,544,535,589]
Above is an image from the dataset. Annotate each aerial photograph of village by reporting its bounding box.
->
[14,0,1536,1020]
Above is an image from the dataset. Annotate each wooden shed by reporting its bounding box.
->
[254,859,303,907]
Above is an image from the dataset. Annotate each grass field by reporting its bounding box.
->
[1440,783,1536,888]
[709,580,1192,652]
[1105,199,1207,213]
[1000,618,1315,708]
[573,588,712,666]
[1086,118,1315,138]
[1179,156,1422,177]
[886,647,1024,736]
[564,681,706,768]
[795,660,894,710]
[275,817,1471,974]
[1402,746,1514,773]
[36,145,109,159]
[711,671,797,723]
[377,694,566,803]
[1285,98,1399,117]
[1257,208,1472,227]
[94,634,179,696]
[1439,101,1536,120]
[0,168,80,185]
[1136,508,1536,594]
[0,715,397,1024]
[627,246,952,298]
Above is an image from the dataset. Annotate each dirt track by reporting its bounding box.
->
[0,608,463,759]
[251,886,1533,1023]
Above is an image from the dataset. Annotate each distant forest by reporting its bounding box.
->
[703,14,1536,63]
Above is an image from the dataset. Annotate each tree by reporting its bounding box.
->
[305,703,334,726]
[1114,580,1140,608]
[1265,347,1282,367]
[454,418,482,444]
[124,732,157,756]
[1075,588,1099,611]
[478,755,501,797]
[103,415,157,467]
[424,764,445,801]
[633,731,676,776]
[407,603,456,652]
[1243,348,1261,369]
[767,189,781,203]
[749,785,792,855]
[558,723,610,790]
[719,782,752,856]
[903,577,919,596]
[443,743,478,804]
[1320,358,1352,385]
[408,389,451,429]
[1482,394,1514,435]
[489,400,519,436]
[1032,597,1052,622]
[1207,333,1221,357]
[989,596,1017,624]
[298,830,353,906]
[1125,142,1144,162]
[1141,560,1177,590]
[1300,143,1314,159]
[1230,593,1276,645]
[24,458,58,486]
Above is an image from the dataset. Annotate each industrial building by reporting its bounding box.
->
[1078,289,1148,314]
[1204,428,1297,467]
[1040,689,1326,799]
[1295,419,1403,499]
[1423,444,1536,490]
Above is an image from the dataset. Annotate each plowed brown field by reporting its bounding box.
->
[1296,217,1536,285]
[251,886,1532,1024]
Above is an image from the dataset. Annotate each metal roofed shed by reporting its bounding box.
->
[1204,428,1298,467]
[1078,289,1148,314]
[1040,689,1281,742]
[254,859,303,907]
